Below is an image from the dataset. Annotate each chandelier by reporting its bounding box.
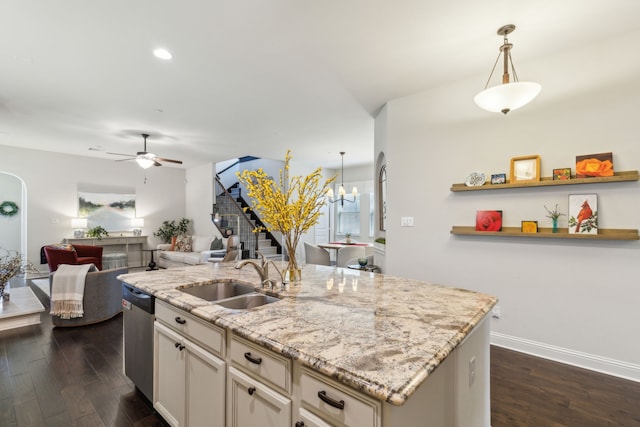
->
[327,152,357,206]
[474,24,541,115]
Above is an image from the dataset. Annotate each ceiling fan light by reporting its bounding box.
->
[136,157,155,169]
[474,82,541,114]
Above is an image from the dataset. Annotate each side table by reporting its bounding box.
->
[346,264,381,273]
[142,249,159,271]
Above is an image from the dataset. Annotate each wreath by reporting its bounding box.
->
[0,201,19,217]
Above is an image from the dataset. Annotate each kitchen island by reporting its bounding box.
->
[119,262,497,427]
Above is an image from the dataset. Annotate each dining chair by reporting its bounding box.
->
[336,246,365,268]
[304,242,331,266]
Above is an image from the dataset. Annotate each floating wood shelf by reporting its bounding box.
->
[450,170,639,192]
[450,226,639,241]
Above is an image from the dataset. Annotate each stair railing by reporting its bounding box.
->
[213,177,257,258]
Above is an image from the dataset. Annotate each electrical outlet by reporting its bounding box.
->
[491,305,501,319]
[469,356,476,386]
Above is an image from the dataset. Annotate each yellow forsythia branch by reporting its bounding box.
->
[236,150,336,237]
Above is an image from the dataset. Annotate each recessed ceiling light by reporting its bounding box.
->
[153,48,172,60]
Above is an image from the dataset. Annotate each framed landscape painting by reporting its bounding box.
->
[568,194,598,234]
[78,191,136,232]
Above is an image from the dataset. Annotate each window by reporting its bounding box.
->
[336,195,360,236]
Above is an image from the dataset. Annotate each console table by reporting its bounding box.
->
[64,235,147,268]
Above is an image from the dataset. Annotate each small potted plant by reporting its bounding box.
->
[544,204,565,233]
[345,233,352,244]
[154,218,192,244]
[86,225,109,240]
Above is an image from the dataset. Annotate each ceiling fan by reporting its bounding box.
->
[107,133,183,169]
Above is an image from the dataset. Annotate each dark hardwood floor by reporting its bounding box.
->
[491,346,640,426]
[1,278,639,426]
[0,279,167,427]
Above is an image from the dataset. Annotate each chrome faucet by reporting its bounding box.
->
[235,252,284,289]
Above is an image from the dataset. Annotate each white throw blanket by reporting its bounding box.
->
[50,263,96,319]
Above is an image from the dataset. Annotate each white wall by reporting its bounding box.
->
[186,163,220,238]
[0,146,186,272]
[379,32,640,380]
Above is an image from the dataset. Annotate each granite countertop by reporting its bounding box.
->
[119,262,497,406]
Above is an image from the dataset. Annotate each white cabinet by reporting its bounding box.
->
[299,367,381,427]
[295,408,333,427]
[153,303,226,427]
[227,367,291,427]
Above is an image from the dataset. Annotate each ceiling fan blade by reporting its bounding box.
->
[155,157,183,164]
[107,152,136,157]
[153,161,162,167]
[114,158,135,162]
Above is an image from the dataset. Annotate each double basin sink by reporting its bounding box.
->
[179,281,280,309]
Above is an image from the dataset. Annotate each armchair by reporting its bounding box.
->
[44,244,103,272]
[49,267,127,327]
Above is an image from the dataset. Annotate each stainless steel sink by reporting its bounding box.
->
[214,293,281,310]
[179,282,256,301]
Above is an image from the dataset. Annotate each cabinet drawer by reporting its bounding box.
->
[300,368,381,427]
[155,300,224,357]
[230,335,291,393]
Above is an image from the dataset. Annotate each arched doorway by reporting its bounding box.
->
[0,172,27,255]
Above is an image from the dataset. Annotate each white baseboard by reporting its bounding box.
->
[491,332,640,383]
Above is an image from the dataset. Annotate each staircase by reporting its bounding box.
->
[213,177,282,260]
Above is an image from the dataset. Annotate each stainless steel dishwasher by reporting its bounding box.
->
[122,283,155,402]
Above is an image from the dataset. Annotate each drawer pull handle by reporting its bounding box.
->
[174,342,185,351]
[244,352,262,365]
[248,386,256,395]
[318,390,345,410]
[295,422,305,427]
[175,317,187,324]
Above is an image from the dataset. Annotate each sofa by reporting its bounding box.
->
[156,235,229,268]
[49,267,127,327]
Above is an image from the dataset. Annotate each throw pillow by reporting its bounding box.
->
[210,237,223,250]
[49,243,75,251]
[175,235,192,252]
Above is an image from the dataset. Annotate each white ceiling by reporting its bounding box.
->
[1,1,639,169]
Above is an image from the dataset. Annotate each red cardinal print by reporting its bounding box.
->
[575,200,593,232]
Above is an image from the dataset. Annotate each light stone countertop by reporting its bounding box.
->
[119,262,497,406]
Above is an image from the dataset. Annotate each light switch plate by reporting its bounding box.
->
[401,217,414,227]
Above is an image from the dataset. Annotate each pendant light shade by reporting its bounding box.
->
[474,81,541,114]
[475,25,540,115]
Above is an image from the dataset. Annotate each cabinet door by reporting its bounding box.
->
[227,367,291,427]
[185,340,225,427]
[154,322,186,427]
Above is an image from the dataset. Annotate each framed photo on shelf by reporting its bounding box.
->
[491,173,507,184]
[510,155,541,183]
[575,152,614,178]
[553,168,572,181]
[568,194,598,234]
[521,221,538,233]
[475,210,502,232]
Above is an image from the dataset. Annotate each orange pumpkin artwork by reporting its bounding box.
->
[575,152,614,178]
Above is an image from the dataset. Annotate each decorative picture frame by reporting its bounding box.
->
[553,168,572,181]
[568,194,598,234]
[521,221,538,233]
[510,155,541,183]
[575,152,614,178]
[475,210,503,232]
[491,173,507,185]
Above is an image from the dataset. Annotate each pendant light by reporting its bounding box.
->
[327,152,357,206]
[474,24,541,115]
